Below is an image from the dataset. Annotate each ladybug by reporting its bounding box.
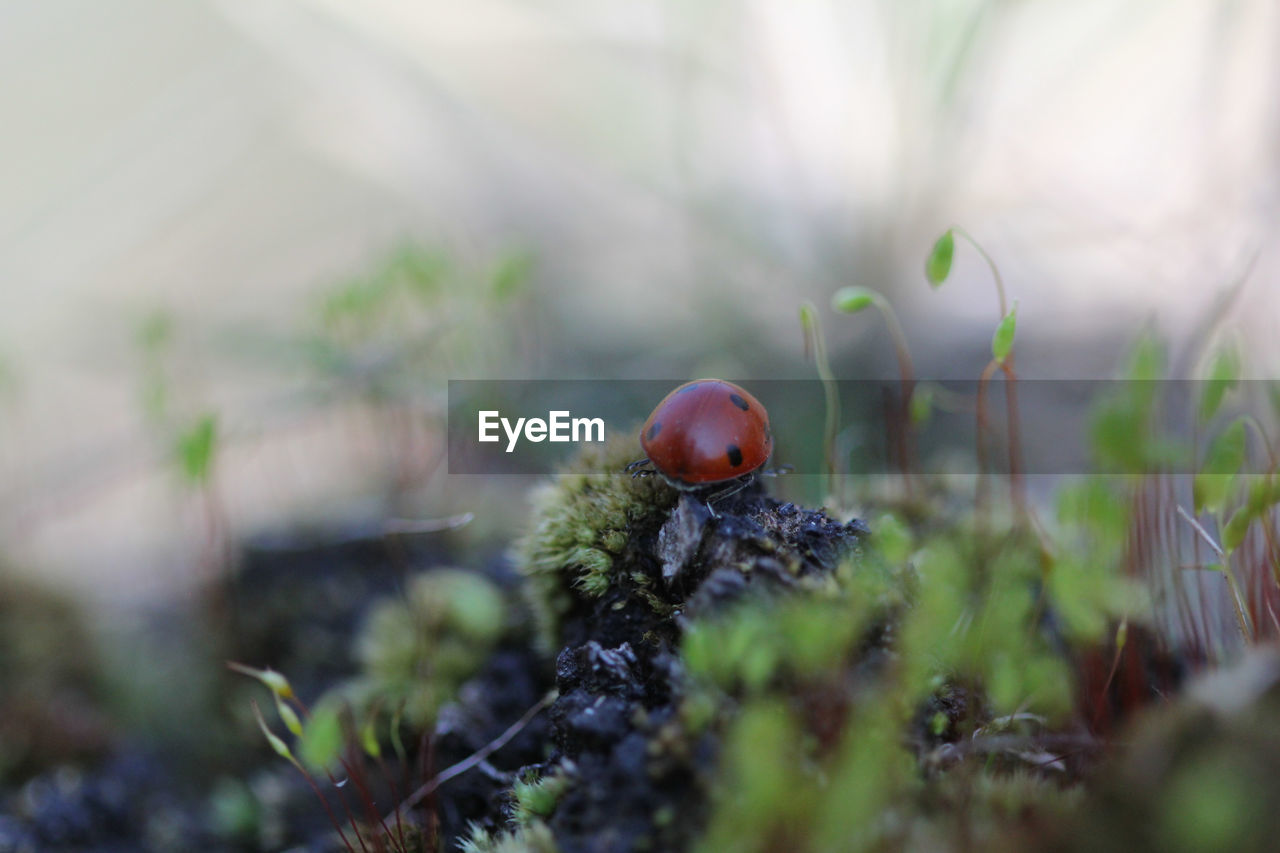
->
[627,379,773,494]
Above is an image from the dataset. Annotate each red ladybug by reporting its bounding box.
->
[628,379,773,489]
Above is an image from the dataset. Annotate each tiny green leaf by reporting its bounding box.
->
[991,301,1018,364]
[1194,419,1246,514]
[491,250,534,302]
[176,414,218,486]
[251,702,296,764]
[799,301,819,361]
[360,717,381,759]
[1222,506,1252,553]
[137,310,173,354]
[1246,475,1275,515]
[925,230,954,287]
[831,286,877,314]
[299,703,344,771]
[1127,334,1165,383]
[274,694,304,738]
[799,302,818,332]
[909,383,934,426]
[1198,344,1240,423]
[226,662,296,700]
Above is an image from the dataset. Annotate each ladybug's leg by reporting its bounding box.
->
[626,458,655,478]
[704,474,754,516]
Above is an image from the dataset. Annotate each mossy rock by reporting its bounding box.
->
[513,435,679,653]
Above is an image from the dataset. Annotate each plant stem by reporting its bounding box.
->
[801,302,842,505]
[872,294,917,485]
[975,359,998,523]
[870,294,915,394]
[1176,504,1253,640]
[952,226,1007,320]
[1000,359,1026,517]
[951,227,1025,515]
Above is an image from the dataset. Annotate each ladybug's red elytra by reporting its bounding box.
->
[631,379,772,488]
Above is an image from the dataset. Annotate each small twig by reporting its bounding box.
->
[384,690,557,826]
[382,513,475,535]
[1176,505,1225,558]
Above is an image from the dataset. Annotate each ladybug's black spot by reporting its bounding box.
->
[726,444,743,467]
[646,421,662,441]
[729,393,749,411]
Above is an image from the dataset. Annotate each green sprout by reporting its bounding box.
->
[831,286,915,388]
[926,228,1024,513]
[831,286,918,485]
[176,413,218,486]
[800,301,841,504]
[1198,341,1241,424]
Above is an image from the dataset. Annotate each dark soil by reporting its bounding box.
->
[0,486,866,852]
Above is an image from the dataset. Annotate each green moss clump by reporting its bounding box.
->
[459,820,559,853]
[513,434,676,651]
[511,765,573,826]
[354,568,506,728]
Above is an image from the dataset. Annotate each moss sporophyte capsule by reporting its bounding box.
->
[627,380,773,492]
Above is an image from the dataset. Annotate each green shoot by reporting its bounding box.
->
[800,301,841,505]
[176,414,218,487]
[1199,342,1241,424]
[831,286,918,485]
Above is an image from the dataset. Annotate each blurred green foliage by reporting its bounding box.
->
[678,236,1280,852]
[351,568,507,731]
[305,244,533,400]
[220,235,1280,852]
[238,568,507,778]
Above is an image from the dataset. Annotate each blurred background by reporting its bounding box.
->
[1,1,1279,836]
[2,0,1278,609]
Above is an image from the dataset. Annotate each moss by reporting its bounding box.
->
[513,433,677,652]
[354,568,507,728]
[682,589,870,695]
[511,765,573,826]
[459,820,559,853]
